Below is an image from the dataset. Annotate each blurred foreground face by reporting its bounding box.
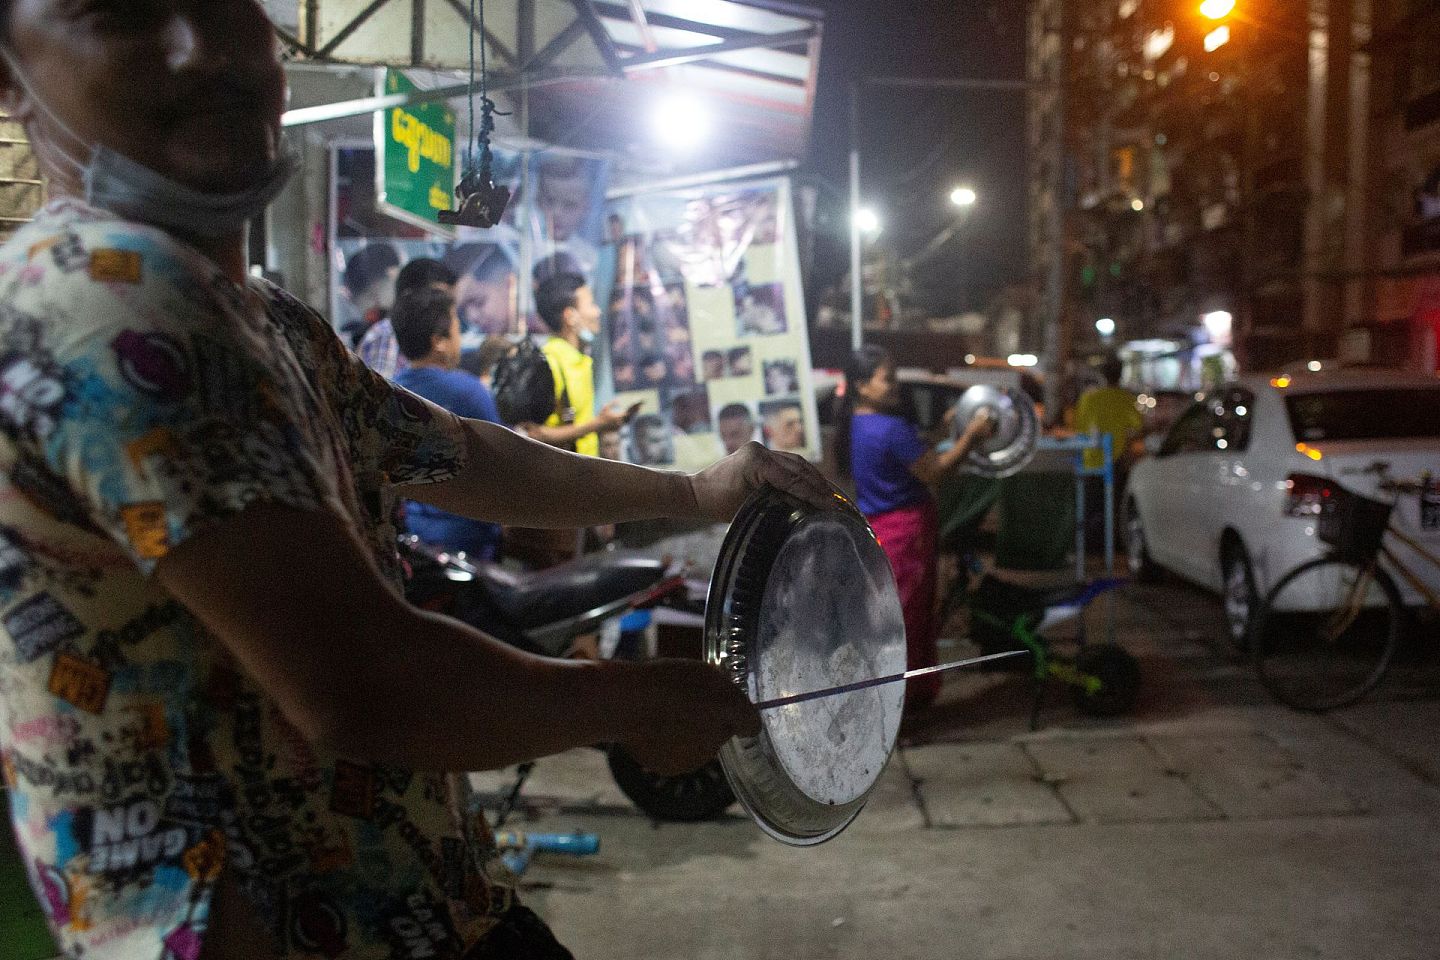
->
[1,0,286,195]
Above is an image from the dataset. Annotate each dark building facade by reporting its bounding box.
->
[1361,0,1440,372]
[1029,0,1374,389]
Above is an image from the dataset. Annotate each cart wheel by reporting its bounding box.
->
[606,746,735,822]
[1070,644,1141,717]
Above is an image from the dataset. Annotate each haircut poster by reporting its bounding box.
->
[331,142,608,344]
[599,179,820,469]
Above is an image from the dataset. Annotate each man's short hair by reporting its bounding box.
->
[391,287,455,361]
[717,402,753,423]
[395,258,457,298]
[535,272,587,333]
[343,244,401,296]
[532,252,583,285]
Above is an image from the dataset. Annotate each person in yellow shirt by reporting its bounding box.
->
[1075,356,1143,472]
[1075,356,1143,545]
[529,272,627,456]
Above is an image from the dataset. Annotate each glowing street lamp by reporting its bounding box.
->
[949,186,977,207]
[853,207,881,236]
[1204,24,1231,51]
[651,95,709,151]
[1096,317,1116,337]
[1199,0,1235,19]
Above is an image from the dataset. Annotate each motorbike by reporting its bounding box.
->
[397,535,737,823]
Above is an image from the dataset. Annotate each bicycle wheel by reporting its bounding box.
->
[1252,556,1403,711]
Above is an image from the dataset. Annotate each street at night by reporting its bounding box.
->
[1,1,1438,959]
[489,578,1440,960]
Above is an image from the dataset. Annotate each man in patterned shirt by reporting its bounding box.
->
[0,2,836,958]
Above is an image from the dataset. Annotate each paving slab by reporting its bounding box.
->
[1326,698,1440,785]
[901,742,1073,828]
[1145,732,1365,819]
[841,754,926,835]
[1022,736,1220,823]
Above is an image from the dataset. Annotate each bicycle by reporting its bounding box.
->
[1251,462,1439,711]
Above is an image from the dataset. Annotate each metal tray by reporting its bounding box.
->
[705,488,906,845]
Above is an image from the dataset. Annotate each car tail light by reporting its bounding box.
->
[1285,472,1335,517]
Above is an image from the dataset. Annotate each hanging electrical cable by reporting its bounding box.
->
[439,0,511,227]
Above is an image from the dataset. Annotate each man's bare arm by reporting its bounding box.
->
[408,421,838,527]
[155,503,758,774]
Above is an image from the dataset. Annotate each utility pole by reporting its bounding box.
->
[846,75,1044,360]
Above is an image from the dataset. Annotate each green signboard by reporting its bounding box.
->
[376,69,456,233]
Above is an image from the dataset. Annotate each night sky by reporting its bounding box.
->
[802,0,1029,311]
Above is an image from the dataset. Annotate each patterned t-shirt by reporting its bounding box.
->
[0,199,516,959]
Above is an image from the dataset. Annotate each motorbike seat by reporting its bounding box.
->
[472,551,668,630]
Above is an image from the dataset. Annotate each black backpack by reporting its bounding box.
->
[491,337,565,428]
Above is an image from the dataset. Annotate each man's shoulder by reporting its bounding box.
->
[359,317,395,346]
[0,200,236,326]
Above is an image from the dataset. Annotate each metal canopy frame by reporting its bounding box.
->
[277,0,822,144]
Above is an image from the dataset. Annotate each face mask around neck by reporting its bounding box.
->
[2,46,293,239]
[83,145,295,239]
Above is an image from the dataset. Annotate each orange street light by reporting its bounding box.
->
[1200,0,1235,18]
[1204,24,1231,50]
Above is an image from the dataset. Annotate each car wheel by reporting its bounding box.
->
[1124,500,1160,584]
[1221,542,1257,653]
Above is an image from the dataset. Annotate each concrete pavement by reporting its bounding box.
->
[470,579,1440,960]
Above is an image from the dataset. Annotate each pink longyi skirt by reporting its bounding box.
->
[866,499,940,713]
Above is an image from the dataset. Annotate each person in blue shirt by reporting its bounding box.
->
[836,345,994,714]
[391,287,505,559]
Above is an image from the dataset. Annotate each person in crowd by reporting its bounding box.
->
[728,346,754,377]
[526,272,627,456]
[717,403,758,455]
[0,5,837,958]
[835,345,995,714]
[357,257,457,379]
[340,241,400,344]
[702,349,726,381]
[390,288,504,559]
[1075,355,1142,545]
[1075,355,1143,474]
[531,250,583,288]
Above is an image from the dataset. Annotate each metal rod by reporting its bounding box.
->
[754,650,1031,710]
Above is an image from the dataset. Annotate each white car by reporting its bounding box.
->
[1124,369,1440,646]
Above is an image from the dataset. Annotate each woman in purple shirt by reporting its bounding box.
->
[836,346,994,713]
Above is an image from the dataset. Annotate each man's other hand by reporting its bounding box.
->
[688,441,839,522]
[613,660,760,775]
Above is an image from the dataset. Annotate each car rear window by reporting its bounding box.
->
[1285,388,1440,441]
